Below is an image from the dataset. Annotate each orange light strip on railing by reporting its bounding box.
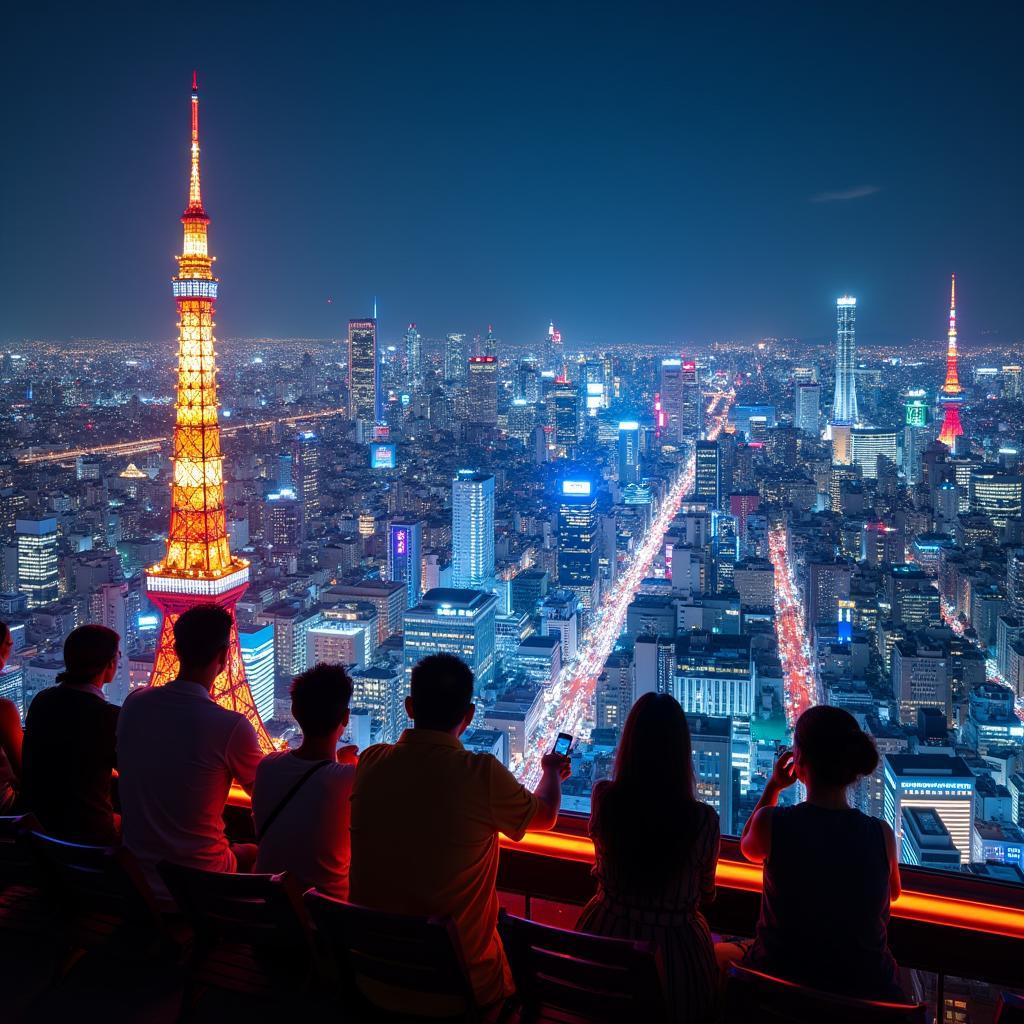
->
[498,830,1024,941]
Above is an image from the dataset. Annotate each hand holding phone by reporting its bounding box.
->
[552,732,573,757]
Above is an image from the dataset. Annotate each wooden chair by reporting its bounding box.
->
[723,963,928,1024]
[305,889,482,1021]
[498,909,668,1023]
[157,861,320,1013]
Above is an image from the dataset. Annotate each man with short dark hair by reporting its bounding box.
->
[253,663,357,898]
[117,604,263,893]
[350,652,571,1012]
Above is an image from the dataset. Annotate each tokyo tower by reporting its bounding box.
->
[937,274,964,448]
[145,74,271,750]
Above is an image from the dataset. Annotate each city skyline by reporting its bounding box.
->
[4,4,1024,345]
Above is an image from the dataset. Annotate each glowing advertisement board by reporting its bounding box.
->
[370,443,397,469]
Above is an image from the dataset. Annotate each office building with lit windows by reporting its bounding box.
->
[694,441,721,507]
[402,588,497,693]
[794,381,821,437]
[16,517,59,609]
[445,332,468,384]
[388,520,423,609]
[451,470,495,590]
[675,632,754,719]
[970,466,1023,529]
[618,421,641,484]
[467,356,498,425]
[238,623,276,726]
[348,318,378,423]
[850,427,898,480]
[557,480,599,609]
[688,713,734,834]
[681,359,701,438]
[291,431,321,521]
[831,295,859,425]
[883,753,976,864]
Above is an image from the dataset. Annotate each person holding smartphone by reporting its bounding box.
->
[576,693,720,1024]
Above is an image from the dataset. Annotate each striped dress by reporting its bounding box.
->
[576,787,720,1024]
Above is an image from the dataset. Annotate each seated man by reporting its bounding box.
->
[350,653,571,1013]
[22,624,121,843]
[253,663,357,898]
[117,604,263,892]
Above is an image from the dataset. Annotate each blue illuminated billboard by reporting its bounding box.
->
[370,443,397,469]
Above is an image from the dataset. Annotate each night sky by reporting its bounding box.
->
[4,2,1022,347]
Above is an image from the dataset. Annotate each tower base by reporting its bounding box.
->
[145,579,273,751]
[937,402,964,449]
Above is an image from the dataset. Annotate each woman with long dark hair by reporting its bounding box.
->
[576,693,720,1023]
[0,622,22,812]
[717,705,904,1000]
[22,624,121,843]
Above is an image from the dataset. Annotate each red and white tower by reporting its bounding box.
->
[937,274,964,448]
[145,74,271,750]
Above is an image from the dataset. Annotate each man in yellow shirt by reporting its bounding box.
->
[350,653,571,1011]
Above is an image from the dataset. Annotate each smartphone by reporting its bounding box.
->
[552,732,573,757]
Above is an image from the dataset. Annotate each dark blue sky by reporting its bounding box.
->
[4,2,1022,347]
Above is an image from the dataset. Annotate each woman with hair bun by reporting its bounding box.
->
[717,705,904,1000]
[23,624,121,844]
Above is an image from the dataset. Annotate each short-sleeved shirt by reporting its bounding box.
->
[350,729,539,1007]
[116,679,263,894]
[253,752,355,900]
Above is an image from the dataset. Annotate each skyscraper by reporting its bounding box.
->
[348,318,378,423]
[794,381,821,437]
[451,470,495,590]
[558,480,599,609]
[291,431,320,521]
[551,380,583,454]
[405,322,422,390]
[618,420,641,484]
[659,359,683,442]
[937,275,965,448]
[903,389,932,485]
[831,295,859,426]
[16,517,59,609]
[681,359,702,438]
[467,356,498,425]
[144,75,269,748]
[445,332,468,384]
[694,441,721,507]
[388,519,424,609]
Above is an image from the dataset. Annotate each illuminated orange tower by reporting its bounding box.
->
[937,274,964,448]
[145,73,271,750]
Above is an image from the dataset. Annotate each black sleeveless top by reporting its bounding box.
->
[747,803,901,1000]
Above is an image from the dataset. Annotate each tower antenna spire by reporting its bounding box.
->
[187,70,204,214]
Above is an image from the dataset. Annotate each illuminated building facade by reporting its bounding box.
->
[618,420,641,484]
[405,323,422,389]
[793,381,820,437]
[291,431,320,521]
[16,516,59,609]
[348,318,379,424]
[659,359,684,442]
[694,441,721,507]
[557,480,599,610]
[144,75,270,749]
[451,470,495,590]
[903,389,932,485]
[681,359,701,438]
[388,519,423,609]
[467,356,498,424]
[937,275,964,448]
[445,332,468,384]
[969,466,1023,529]
[238,623,275,726]
[831,295,859,426]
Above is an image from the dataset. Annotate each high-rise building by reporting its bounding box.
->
[793,381,821,437]
[445,332,469,384]
[688,714,733,834]
[831,295,859,426]
[264,489,303,547]
[850,427,898,480]
[16,516,59,608]
[675,632,755,718]
[694,441,721,507]
[883,754,976,864]
[403,588,497,693]
[806,558,852,632]
[143,76,269,748]
[467,356,498,425]
[681,359,701,438]
[451,470,495,590]
[659,359,684,442]
[515,356,540,403]
[405,322,422,389]
[551,380,582,453]
[937,275,964,448]
[618,420,641,484]
[558,480,599,610]
[892,639,950,725]
[291,431,320,521]
[388,519,423,609]
[969,467,1023,529]
[348,318,378,423]
[903,389,932,485]
[238,623,275,726]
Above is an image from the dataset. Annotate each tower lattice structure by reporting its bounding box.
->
[937,274,964,448]
[145,73,271,750]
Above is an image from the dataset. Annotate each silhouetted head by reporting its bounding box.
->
[793,705,879,789]
[58,624,120,688]
[595,693,701,887]
[173,604,232,678]
[291,662,353,739]
[407,654,475,733]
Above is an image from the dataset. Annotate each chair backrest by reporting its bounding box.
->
[0,814,42,886]
[157,861,313,949]
[724,963,927,1024]
[304,890,477,1008]
[498,909,668,1023]
[27,830,161,927]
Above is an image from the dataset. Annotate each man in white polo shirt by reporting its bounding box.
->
[117,604,263,891]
